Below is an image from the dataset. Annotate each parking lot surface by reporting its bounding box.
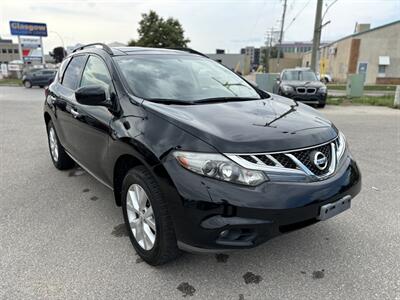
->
[1,86,399,299]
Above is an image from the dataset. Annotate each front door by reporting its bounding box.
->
[67,55,116,182]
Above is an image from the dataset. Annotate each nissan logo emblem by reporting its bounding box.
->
[311,151,328,170]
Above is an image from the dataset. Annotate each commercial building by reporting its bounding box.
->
[302,20,400,84]
[240,42,317,71]
[207,52,251,75]
[277,42,313,55]
[0,39,19,64]
[240,46,259,67]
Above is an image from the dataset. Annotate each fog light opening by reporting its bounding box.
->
[218,228,255,242]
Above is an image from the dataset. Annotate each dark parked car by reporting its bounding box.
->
[22,69,57,88]
[44,44,361,265]
[274,68,327,108]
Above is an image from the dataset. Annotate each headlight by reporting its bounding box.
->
[319,86,327,93]
[281,85,294,93]
[173,151,267,186]
[336,131,346,161]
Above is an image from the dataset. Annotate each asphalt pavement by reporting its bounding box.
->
[0,86,399,299]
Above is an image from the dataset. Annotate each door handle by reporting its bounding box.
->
[71,108,80,118]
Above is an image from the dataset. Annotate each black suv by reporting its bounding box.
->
[44,44,361,265]
[274,68,327,108]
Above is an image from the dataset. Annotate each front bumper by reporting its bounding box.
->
[162,154,361,252]
[281,91,327,104]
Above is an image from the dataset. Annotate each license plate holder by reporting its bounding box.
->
[317,195,351,221]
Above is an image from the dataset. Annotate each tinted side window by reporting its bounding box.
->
[80,56,113,96]
[62,56,87,90]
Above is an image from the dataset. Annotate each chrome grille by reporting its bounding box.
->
[295,87,316,94]
[226,139,338,180]
[296,87,306,94]
[290,143,331,176]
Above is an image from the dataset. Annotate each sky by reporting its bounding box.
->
[1,0,399,54]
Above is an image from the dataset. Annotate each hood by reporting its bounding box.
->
[143,95,337,153]
[282,80,325,88]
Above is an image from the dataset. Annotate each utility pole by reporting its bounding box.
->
[310,0,323,72]
[276,0,287,68]
[264,27,279,72]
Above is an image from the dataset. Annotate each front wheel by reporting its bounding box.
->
[121,166,181,265]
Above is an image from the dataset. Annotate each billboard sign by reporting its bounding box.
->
[9,21,48,37]
[23,56,43,63]
[22,48,42,63]
[21,37,41,49]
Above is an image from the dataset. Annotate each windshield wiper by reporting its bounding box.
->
[145,98,195,105]
[193,97,260,104]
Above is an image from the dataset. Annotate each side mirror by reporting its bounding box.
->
[75,85,110,107]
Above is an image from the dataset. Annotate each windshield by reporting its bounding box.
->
[114,54,261,102]
[282,70,318,81]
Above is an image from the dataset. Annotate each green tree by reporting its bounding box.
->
[128,10,190,48]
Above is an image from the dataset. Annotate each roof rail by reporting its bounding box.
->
[72,43,113,55]
[167,47,209,58]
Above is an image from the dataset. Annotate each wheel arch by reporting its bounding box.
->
[113,154,144,206]
[44,111,52,125]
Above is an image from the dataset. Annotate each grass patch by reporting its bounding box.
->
[327,84,396,91]
[327,95,396,108]
[0,78,22,86]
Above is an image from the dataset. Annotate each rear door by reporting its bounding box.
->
[31,70,44,85]
[42,70,56,85]
[52,55,88,157]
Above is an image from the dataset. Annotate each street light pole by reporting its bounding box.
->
[310,0,323,72]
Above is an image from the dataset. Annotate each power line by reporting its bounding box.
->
[284,0,312,32]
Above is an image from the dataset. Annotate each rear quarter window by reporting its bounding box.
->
[58,57,71,82]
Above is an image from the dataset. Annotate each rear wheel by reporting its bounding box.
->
[23,80,32,88]
[47,120,75,170]
[121,166,181,265]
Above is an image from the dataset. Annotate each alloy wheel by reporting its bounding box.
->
[126,184,156,250]
[49,127,59,162]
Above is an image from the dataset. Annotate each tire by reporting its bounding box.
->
[39,85,44,88]
[317,101,326,108]
[121,166,181,265]
[46,120,75,170]
[23,80,32,88]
